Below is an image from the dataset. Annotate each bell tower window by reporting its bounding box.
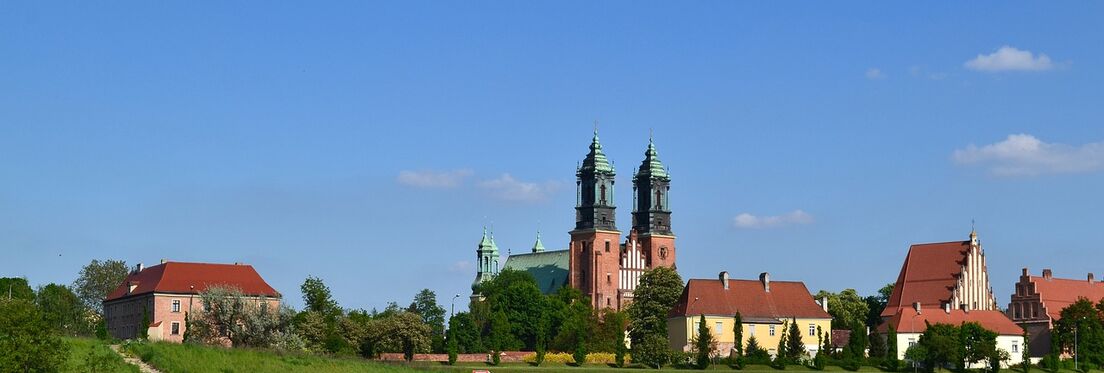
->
[600,184,607,205]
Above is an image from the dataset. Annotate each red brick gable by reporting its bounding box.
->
[105,261,279,302]
[882,241,969,317]
[1029,275,1104,321]
[668,277,830,320]
[880,308,1022,335]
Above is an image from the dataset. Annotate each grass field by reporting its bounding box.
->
[63,337,141,373]
[124,341,420,373]
[411,362,894,373]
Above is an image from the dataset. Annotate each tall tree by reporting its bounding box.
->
[72,259,128,315]
[733,311,744,357]
[448,312,483,353]
[694,314,716,369]
[918,322,962,371]
[787,318,806,360]
[865,283,895,327]
[776,320,790,365]
[35,284,89,335]
[0,277,35,302]
[300,276,340,318]
[887,323,900,371]
[407,289,446,352]
[627,266,683,369]
[868,327,887,360]
[958,322,998,370]
[1051,298,1104,364]
[0,299,70,371]
[816,289,871,330]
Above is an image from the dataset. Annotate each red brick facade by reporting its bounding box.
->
[570,229,623,310]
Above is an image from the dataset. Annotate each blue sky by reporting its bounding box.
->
[2,2,1103,313]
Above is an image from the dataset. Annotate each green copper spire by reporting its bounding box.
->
[637,136,669,180]
[532,231,545,253]
[473,226,500,292]
[579,129,615,174]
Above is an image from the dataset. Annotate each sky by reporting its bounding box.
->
[2,2,1103,313]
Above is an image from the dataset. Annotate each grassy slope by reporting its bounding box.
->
[124,341,420,373]
[63,337,141,373]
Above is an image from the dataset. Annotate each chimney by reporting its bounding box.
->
[1043,269,1052,280]
[821,296,829,312]
[136,263,144,273]
[719,271,730,290]
[913,301,921,315]
[1089,273,1095,284]
[1022,267,1029,277]
[160,258,167,264]
[759,272,770,292]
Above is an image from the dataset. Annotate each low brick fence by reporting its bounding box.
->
[378,351,530,363]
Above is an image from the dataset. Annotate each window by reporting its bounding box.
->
[908,338,916,347]
[769,325,776,336]
[171,322,180,335]
[1014,304,1021,319]
[607,298,611,307]
[1012,343,1019,353]
[749,324,756,336]
[605,241,610,252]
[694,322,701,335]
[172,299,181,313]
[716,322,723,335]
[1032,304,1039,318]
[809,323,816,336]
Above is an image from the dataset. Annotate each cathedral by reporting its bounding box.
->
[471,130,677,310]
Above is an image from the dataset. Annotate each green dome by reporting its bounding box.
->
[636,137,669,180]
[579,130,615,174]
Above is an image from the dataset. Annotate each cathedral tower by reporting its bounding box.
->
[569,130,623,309]
[471,227,499,302]
[631,136,676,269]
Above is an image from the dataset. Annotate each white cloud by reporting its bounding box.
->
[964,46,1054,72]
[732,210,814,229]
[478,174,560,203]
[396,169,473,188]
[865,68,886,80]
[952,134,1104,176]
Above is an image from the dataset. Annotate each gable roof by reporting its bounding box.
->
[668,276,831,320]
[1029,275,1104,321]
[882,241,969,317]
[880,307,1022,335]
[503,249,569,295]
[105,261,280,302]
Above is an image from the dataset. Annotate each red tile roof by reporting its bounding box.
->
[668,277,831,320]
[1029,275,1104,321]
[882,241,969,317]
[879,308,1023,335]
[105,262,280,302]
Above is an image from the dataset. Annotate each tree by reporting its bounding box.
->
[746,335,770,363]
[918,322,962,371]
[573,336,588,366]
[1051,298,1104,365]
[407,289,446,352]
[360,311,432,361]
[300,276,340,318]
[733,311,744,357]
[865,283,895,327]
[886,323,900,371]
[627,267,683,368]
[72,259,128,315]
[775,319,790,368]
[0,299,70,372]
[787,318,805,361]
[958,322,998,370]
[448,312,483,353]
[593,309,628,353]
[693,314,716,369]
[814,327,828,370]
[615,331,627,368]
[35,283,90,336]
[635,333,672,369]
[1021,330,1030,373]
[869,327,887,360]
[186,285,302,349]
[487,309,512,363]
[0,277,35,302]
[816,289,871,331]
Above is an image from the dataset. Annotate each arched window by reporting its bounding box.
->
[600,184,607,205]
[655,189,663,210]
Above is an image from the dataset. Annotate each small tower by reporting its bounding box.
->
[471,227,500,301]
[532,231,546,253]
[569,129,623,310]
[632,135,676,269]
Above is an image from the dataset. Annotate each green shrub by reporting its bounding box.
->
[572,343,587,366]
[490,350,501,366]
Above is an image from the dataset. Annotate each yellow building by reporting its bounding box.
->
[667,271,832,357]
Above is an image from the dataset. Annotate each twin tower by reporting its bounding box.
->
[570,130,677,310]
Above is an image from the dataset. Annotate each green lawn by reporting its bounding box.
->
[63,337,140,373]
[411,363,892,373]
[124,341,421,373]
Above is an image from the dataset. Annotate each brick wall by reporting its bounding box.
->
[378,351,531,362]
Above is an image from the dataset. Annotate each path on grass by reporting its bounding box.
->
[109,344,163,373]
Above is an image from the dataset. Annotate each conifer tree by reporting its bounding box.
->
[775,320,790,368]
[787,318,805,360]
[1021,330,1031,373]
[733,311,744,356]
[694,314,715,369]
[886,324,899,371]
